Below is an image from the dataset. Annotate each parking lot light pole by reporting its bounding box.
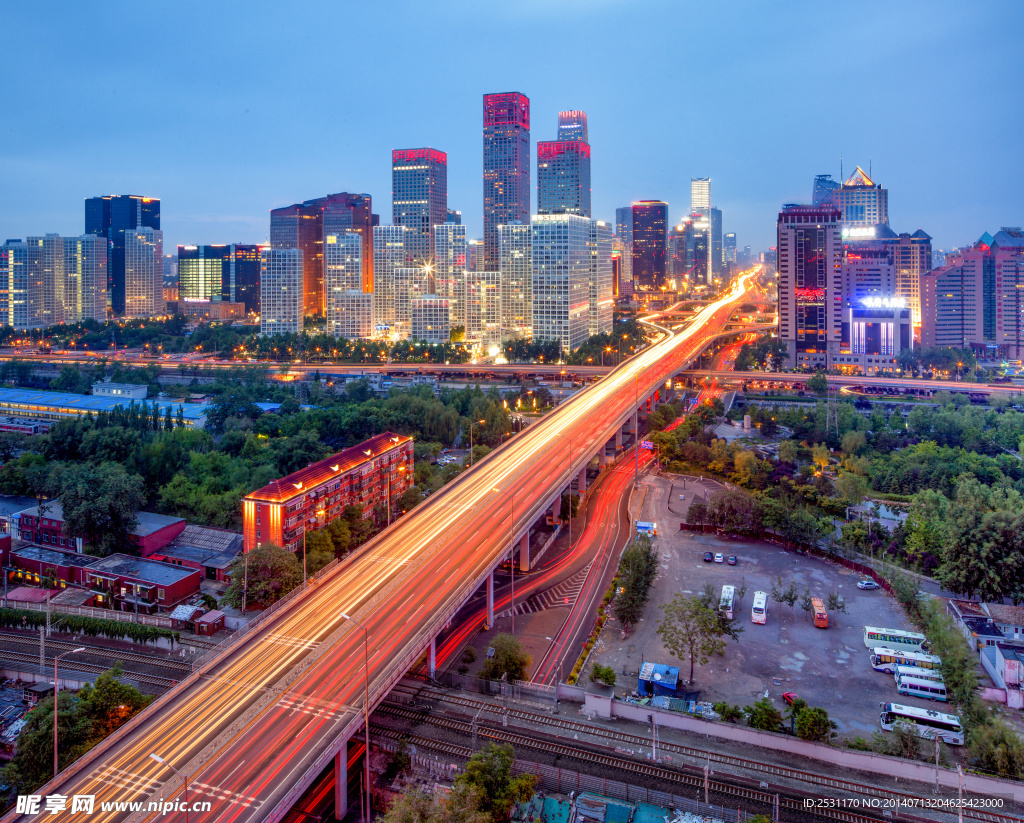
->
[53,647,86,778]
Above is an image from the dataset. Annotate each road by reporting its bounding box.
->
[684,369,1017,396]
[4,269,760,823]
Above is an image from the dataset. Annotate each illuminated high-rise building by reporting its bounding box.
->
[178,245,229,302]
[260,248,303,335]
[84,194,159,315]
[483,92,530,270]
[465,270,501,349]
[588,220,613,337]
[392,148,448,266]
[433,222,466,332]
[531,214,590,353]
[123,227,164,319]
[64,234,108,323]
[837,166,889,228]
[724,233,737,266]
[690,178,711,216]
[812,174,840,207]
[884,230,932,327]
[499,221,532,339]
[537,110,590,217]
[372,225,406,329]
[394,267,430,334]
[630,201,668,290]
[320,193,377,293]
[325,233,366,338]
[615,207,633,290]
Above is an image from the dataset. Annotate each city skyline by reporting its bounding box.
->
[2,2,1020,257]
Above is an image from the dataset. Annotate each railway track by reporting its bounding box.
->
[379,689,1021,823]
[0,650,177,689]
[0,631,192,673]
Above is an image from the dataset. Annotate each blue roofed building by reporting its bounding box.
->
[638,661,679,697]
[0,387,207,428]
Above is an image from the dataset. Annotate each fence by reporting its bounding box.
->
[5,599,174,628]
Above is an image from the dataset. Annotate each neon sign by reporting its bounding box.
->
[842,227,876,239]
[863,296,906,309]
[393,148,447,165]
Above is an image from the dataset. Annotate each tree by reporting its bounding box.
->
[825,592,847,625]
[744,698,783,732]
[478,633,530,682]
[770,576,786,615]
[936,508,1024,602]
[835,471,869,506]
[611,535,658,631]
[841,430,866,456]
[397,487,421,514]
[799,588,813,620]
[811,444,831,471]
[657,593,731,684]
[58,462,146,556]
[795,706,836,742]
[455,743,537,822]
[589,664,617,687]
[807,371,828,397]
[777,440,798,465]
[379,785,490,823]
[967,719,1024,779]
[77,664,153,744]
[222,542,302,608]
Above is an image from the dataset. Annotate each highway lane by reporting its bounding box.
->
[4,269,759,823]
[684,369,1016,395]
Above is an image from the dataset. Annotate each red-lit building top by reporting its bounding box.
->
[242,432,414,553]
[537,141,591,160]
[392,148,448,165]
[484,92,530,129]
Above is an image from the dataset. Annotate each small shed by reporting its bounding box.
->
[194,609,225,636]
[638,661,679,697]
[168,604,202,631]
[26,682,54,704]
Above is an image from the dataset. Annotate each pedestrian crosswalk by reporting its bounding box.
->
[499,563,592,617]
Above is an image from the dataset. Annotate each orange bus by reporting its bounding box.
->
[811,597,828,628]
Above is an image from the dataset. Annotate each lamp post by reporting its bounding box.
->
[340,613,371,823]
[552,433,572,549]
[492,487,516,633]
[53,647,86,778]
[149,753,189,823]
[469,419,485,466]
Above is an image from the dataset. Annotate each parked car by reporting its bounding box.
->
[714,553,725,563]
[703,552,714,562]
[727,555,737,566]
[857,579,880,590]
[782,692,799,706]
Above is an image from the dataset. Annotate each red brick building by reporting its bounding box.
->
[16,504,186,557]
[242,432,414,553]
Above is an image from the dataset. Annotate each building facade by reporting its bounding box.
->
[332,291,374,340]
[588,220,613,337]
[242,432,414,553]
[631,201,668,291]
[465,271,502,349]
[123,227,164,318]
[392,148,448,266]
[325,233,368,338]
[260,248,304,335]
[614,206,633,291]
[63,234,108,323]
[483,92,531,270]
[372,225,406,329]
[531,214,590,353]
[777,204,843,369]
[538,109,591,218]
[84,194,160,315]
[433,222,467,331]
[884,230,932,327]
[837,166,889,228]
[411,295,451,344]
[394,267,430,333]
[499,221,532,339]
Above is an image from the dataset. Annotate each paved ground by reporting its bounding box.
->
[587,473,927,739]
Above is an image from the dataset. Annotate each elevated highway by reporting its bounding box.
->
[4,272,760,823]
[683,369,1017,396]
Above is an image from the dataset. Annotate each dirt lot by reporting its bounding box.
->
[587,473,935,739]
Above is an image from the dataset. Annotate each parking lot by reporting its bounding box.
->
[588,474,934,739]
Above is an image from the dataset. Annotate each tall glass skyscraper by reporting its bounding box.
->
[537,110,591,217]
[631,201,668,290]
[483,92,530,270]
[690,178,710,216]
[531,214,591,353]
[123,227,164,319]
[837,167,889,228]
[392,148,447,266]
[433,222,466,331]
[499,221,532,339]
[84,194,159,315]
[372,225,406,328]
[615,207,633,290]
[260,248,304,335]
[588,220,613,337]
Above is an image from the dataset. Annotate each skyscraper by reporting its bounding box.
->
[393,267,430,333]
[588,220,613,337]
[84,194,159,315]
[724,233,737,266]
[64,234,108,323]
[321,193,377,293]
[483,92,530,270]
[499,222,532,339]
[123,227,164,318]
[630,201,668,290]
[709,207,723,277]
[465,270,502,349]
[260,248,303,335]
[884,230,932,327]
[433,222,466,332]
[777,204,843,369]
[392,148,448,266]
[812,175,840,207]
[690,178,711,216]
[226,245,263,315]
[615,207,633,290]
[372,225,406,329]
[531,214,590,353]
[537,110,591,217]
[837,167,889,228]
[178,245,229,302]
[325,232,366,338]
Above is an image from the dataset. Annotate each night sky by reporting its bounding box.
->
[2,0,1020,256]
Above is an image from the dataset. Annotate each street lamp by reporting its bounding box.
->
[492,487,516,633]
[53,647,86,777]
[149,753,189,823]
[469,419,486,466]
[340,613,371,823]
[551,433,573,549]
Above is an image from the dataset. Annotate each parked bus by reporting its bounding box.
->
[896,675,948,702]
[879,702,963,745]
[751,591,767,624]
[870,647,941,674]
[719,585,736,621]
[811,597,828,629]
[894,665,944,685]
[863,626,927,651]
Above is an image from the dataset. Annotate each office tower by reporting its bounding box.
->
[992,229,1024,358]
[226,245,263,314]
[270,201,322,316]
[615,207,633,290]
[393,267,429,333]
[724,233,737,266]
[630,201,668,290]
[64,234,108,323]
[372,225,406,328]
[84,194,160,315]
[688,215,710,286]
[776,203,843,369]
[709,207,723,277]
[446,209,462,224]
[465,271,501,350]
[537,110,591,217]
[611,252,621,298]
[690,178,711,216]
[837,166,889,228]
[0,241,26,328]
[260,248,303,335]
[882,230,932,327]
[483,92,530,270]
[123,227,164,318]
[27,234,66,327]
[812,175,840,207]
[839,242,896,341]
[411,296,451,344]
[325,233,365,337]
[163,254,178,285]
[178,245,229,302]
[466,239,484,272]
[668,222,689,286]
[321,193,378,293]
[499,222,532,339]
[588,220,613,337]
[531,214,590,353]
[433,222,466,330]
[392,148,448,266]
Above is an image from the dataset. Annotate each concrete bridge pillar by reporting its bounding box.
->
[551,497,560,521]
[577,467,587,494]
[519,532,530,573]
[335,748,347,820]
[599,448,608,469]
[428,636,436,679]
[614,429,623,450]
[485,572,494,630]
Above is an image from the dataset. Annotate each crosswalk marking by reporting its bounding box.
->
[263,633,319,651]
[499,563,592,617]
[191,780,264,808]
[91,764,161,794]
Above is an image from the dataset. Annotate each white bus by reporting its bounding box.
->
[863,626,928,652]
[894,665,944,685]
[879,702,963,745]
[896,675,948,702]
[870,647,942,674]
[719,585,736,621]
[751,591,767,624]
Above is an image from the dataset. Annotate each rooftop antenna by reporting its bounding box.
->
[840,155,843,183]
[870,158,873,179]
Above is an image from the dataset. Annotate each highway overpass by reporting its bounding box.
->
[683,369,1017,396]
[3,273,761,823]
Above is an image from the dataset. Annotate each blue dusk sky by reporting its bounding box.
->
[1,0,1021,256]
